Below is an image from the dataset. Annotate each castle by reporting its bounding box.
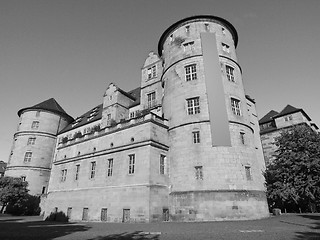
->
[6,15,269,222]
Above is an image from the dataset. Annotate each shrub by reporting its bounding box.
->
[74,131,83,139]
[5,194,41,216]
[61,137,68,144]
[45,211,69,222]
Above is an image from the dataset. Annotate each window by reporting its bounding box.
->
[31,121,39,129]
[204,23,209,31]
[192,131,200,144]
[36,111,40,117]
[185,64,197,81]
[222,43,230,53]
[245,166,252,180]
[90,162,96,179]
[160,155,166,175]
[183,41,194,52]
[67,207,72,219]
[24,152,32,162]
[21,176,26,182]
[128,154,135,174]
[187,97,200,115]
[61,169,67,182]
[130,112,135,119]
[284,115,293,121]
[195,166,203,180]
[27,137,36,145]
[42,186,46,194]
[240,132,245,144]
[147,92,156,109]
[230,98,241,116]
[147,65,156,79]
[82,208,89,221]
[222,27,226,35]
[107,159,113,177]
[75,164,80,180]
[226,65,235,82]
[185,25,190,33]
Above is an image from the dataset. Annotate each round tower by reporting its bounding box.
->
[5,98,73,195]
[159,15,269,220]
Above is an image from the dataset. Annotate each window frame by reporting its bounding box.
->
[61,169,67,182]
[159,154,166,175]
[195,166,203,180]
[31,121,39,129]
[90,161,96,179]
[107,158,113,177]
[147,91,156,109]
[27,137,36,145]
[226,65,235,82]
[128,154,135,175]
[185,64,197,81]
[192,131,200,144]
[240,132,245,145]
[186,97,200,115]
[245,166,252,180]
[75,164,80,181]
[230,97,241,116]
[24,151,32,162]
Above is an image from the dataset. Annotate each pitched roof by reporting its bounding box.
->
[275,104,311,121]
[18,98,74,122]
[259,110,279,124]
[60,87,141,133]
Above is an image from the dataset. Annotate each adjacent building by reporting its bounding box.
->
[7,15,269,222]
[259,104,319,165]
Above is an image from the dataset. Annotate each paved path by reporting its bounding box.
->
[0,214,319,239]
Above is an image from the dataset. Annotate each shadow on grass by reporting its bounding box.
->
[87,231,160,240]
[0,218,90,240]
[295,214,320,240]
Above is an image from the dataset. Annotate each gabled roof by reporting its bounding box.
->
[259,110,279,124]
[18,98,74,122]
[275,104,311,121]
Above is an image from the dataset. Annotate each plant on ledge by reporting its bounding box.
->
[74,131,83,139]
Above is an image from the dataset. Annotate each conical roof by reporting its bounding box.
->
[18,98,73,121]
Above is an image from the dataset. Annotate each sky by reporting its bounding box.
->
[1,0,319,162]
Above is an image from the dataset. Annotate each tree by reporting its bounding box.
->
[0,176,29,213]
[264,124,320,213]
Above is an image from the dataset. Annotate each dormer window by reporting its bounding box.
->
[222,43,230,53]
[183,41,194,52]
[147,65,156,80]
[72,117,82,127]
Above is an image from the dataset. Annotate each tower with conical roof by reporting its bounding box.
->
[5,98,73,195]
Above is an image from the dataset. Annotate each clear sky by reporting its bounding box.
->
[1,0,319,162]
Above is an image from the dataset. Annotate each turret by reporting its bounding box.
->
[5,98,73,195]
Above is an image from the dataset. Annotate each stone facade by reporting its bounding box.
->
[8,15,269,222]
[259,105,319,165]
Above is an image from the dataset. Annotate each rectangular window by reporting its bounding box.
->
[160,154,166,175]
[130,112,135,119]
[24,152,32,162]
[183,41,194,52]
[185,64,197,81]
[128,154,135,174]
[222,43,230,53]
[187,97,200,115]
[61,169,67,182]
[147,92,156,109]
[90,162,96,179]
[226,65,235,82]
[75,164,80,180]
[21,176,26,182]
[107,159,113,177]
[195,166,203,180]
[27,137,36,145]
[31,121,39,129]
[36,111,40,117]
[42,186,46,194]
[245,166,252,180]
[230,98,241,116]
[67,207,72,219]
[101,208,108,221]
[192,131,200,143]
[240,132,245,144]
[147,65,156,79]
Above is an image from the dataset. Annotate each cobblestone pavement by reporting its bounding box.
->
[0,214,319,240]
